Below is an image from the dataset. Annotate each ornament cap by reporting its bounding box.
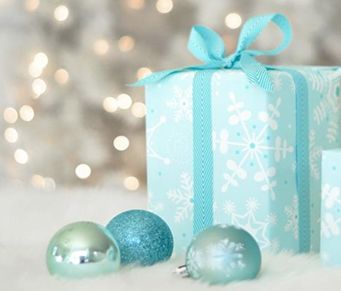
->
[174,265,189,278]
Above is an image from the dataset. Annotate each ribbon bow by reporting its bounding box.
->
[132,13,292,91]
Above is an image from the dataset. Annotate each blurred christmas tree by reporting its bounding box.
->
[1,0,341,191]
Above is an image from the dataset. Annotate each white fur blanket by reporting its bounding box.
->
[1,185,341,291]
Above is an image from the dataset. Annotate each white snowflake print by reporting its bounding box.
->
[186,238,245,280]
[167,173,193,223]
[308,70,341,127]
[223,197,270,248]
[321,184,341,238]
[322,184,341,209]
[309,129,322,180]
[321,213,341,238]
[146,116,171,165]
[284,196,299,240]
[166,86,192,122]
[205,239,245,278]
[214,93,293,200]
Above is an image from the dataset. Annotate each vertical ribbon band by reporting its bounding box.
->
[284,69,311,252]
[192,70,214,234]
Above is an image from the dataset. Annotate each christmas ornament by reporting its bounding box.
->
[46,221,120,279]
[106,209,173,265]
[178,224,261,285]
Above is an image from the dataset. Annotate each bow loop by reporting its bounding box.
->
[131,13,292,91]
[188,25,225,63]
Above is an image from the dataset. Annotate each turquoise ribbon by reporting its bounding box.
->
[132,13,292,91]
[134,14,311,251]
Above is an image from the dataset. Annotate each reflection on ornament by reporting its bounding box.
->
[182,224,261,285]
[46,222,120,278]
[106,210,173,265]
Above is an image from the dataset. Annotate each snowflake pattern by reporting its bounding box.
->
[167,173,193,223]
[321,184,341,239]
[284,196,299,240]
[223,197,271,248]
[166,86,192,123]
[214,93,294,200]
[187,237,245,279]
[146,116,170,165]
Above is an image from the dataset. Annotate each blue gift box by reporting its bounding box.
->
[321,149,341,266]
[136,14,341,254]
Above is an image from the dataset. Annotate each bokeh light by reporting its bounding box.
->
[117,93,132,109]
[136,67,152,80]
[32,78,47,97]
[113,135,130,151]
[75,164,92,179]
[156,0,173,14]
[19,105,35,122]
[118,35,135,52]
[123,176,140,191]
[25,0,39,12]
[4,128,18,143]
[131,102,146,118]
[127,0,145,10]
[93,39,110,55]
[103,97,118,113]
[54,5,69,22]
[54,68,69,84]
[225,13,242,29]
[14,149,29,164]
[3,107,18,124]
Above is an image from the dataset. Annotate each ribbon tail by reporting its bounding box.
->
[240,54,274,91]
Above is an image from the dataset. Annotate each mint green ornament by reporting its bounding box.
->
[46,221,120,279]
[185,224,261,285]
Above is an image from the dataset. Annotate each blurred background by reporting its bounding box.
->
[1,0,340,192]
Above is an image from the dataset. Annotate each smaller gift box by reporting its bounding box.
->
[321,149,341,266]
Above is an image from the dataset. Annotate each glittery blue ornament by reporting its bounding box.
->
[184,224,261,285]
[106,210,173,266]
[46,221,120,279]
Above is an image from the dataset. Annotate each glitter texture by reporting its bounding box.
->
[106,210,173,266]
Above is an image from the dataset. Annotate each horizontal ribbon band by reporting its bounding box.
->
[131,13,293,91]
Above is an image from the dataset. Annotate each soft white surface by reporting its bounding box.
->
[1,185,341,291]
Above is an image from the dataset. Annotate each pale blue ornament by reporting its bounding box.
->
[46,221,120,279]
[185,224,261,284]
[106,209,173,266]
